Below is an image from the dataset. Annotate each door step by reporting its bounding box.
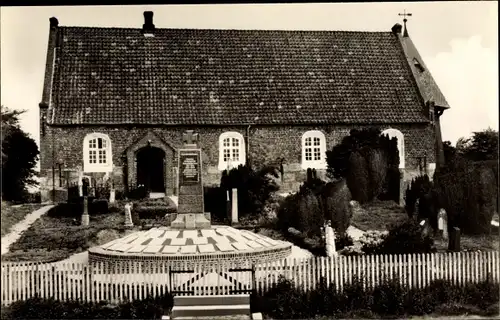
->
[170,294,251,319]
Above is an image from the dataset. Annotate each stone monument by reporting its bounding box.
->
[438,208,448,240]
[170,130,211,229]
[124,203,134,228]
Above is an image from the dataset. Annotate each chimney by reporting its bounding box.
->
[49,17,59,29]
[142,11,155,35]
[391,23,402,35]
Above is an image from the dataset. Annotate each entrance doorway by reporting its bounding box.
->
[136,146,166,193]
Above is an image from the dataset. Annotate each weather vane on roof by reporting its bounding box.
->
[398,9,412,37]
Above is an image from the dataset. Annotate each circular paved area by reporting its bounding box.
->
[89,226,292,263]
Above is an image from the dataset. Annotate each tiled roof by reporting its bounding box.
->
[49,27,430,125]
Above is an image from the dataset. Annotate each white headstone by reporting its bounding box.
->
[231,188,238,224]
[124,203,133,228]
[325,220,337,257]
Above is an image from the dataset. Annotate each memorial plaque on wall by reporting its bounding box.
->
[179,151,200,185]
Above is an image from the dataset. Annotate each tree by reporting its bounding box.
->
[461,128,498,161]
[1,105,39,202]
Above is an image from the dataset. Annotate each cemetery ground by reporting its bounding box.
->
[1,201,43,237]
[1,200,136,263]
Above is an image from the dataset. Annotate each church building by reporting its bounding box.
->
[38,11,449,202]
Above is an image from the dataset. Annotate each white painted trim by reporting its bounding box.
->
[83,132,113,173]
[218,132,246,171]
[381,128,405,169]
[301,130,327,170]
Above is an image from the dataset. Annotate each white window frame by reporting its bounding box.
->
[218,132,246,171]
[83,133,113,173]
[381,128,405,169]
[301,130,327,170]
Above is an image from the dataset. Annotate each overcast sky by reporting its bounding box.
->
[1,2,498,150]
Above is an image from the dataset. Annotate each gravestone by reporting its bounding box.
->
[124,203,134,228]
[438,208,448,240]
[231,188,238,225]
[170,130,211,230]
[448,227,461,252]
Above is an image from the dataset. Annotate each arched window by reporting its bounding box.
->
[218,132,246,170]
[83,133,113,172]
[381,128,405,169]
[301,130,327,170]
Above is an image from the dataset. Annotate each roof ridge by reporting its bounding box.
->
[58,26,392,33]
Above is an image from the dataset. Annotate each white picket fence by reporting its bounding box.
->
[1,251,498,305]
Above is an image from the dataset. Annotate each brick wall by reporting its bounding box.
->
[39,123,436,202]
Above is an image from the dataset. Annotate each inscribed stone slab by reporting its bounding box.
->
[198,244,215,253]
[254,238,273,247]
[192,237,208,245]
[232,242,251,251]
[180,245,197,254]
[162,246,180,254]
[101,240,119,249]
[211,236,230,244]
[164,231,180,239]
[115,244,134,252]
[148,237,168,246]
[183,230,198,238]
[201,229,217,238]
[246,241,263,249]
[240,231,260,240]
[128,245,146,253]
[143,246,163,254]
[215,242,235,252]
[170,238,187,246]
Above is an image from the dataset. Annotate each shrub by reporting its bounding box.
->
[220,164,280,217]
[404,174,433,218]
[367,148,388,199]
[372,277,405,316]
[346,151,371,203]
[134,206,176,219]
[203,186,228,222]
[4,293,174,319]
[435,159,497,234]
[127,185,147,200]
[258,275,310,319]
[334,233,354,250]
[364,220,434,254]
[321,179,352,235]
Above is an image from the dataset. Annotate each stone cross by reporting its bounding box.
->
[183,130,199,147]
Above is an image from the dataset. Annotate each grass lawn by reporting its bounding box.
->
[351,199,408,232]
[1,201,43,237]
[2,202,138,263]
[434,232,500,252]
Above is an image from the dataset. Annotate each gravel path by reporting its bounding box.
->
[1,204,54,255]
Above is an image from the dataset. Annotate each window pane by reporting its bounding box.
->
[313,137,320,146]
[305,137,311,146]
[232,148,239,161]
[313,147,321,160]
[305,148,312,161]
[98,138,103,149]
[89,150,97,163]
[99,150,107,164]
[102,139,107,148]
[232,138,239,147]
[89,139,96,149]
[223,138,230,147]
[223,149,231,161]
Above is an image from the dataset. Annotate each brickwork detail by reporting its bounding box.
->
[40,123,435,201]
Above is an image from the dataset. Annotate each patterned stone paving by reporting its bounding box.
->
[95,226,289,255]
